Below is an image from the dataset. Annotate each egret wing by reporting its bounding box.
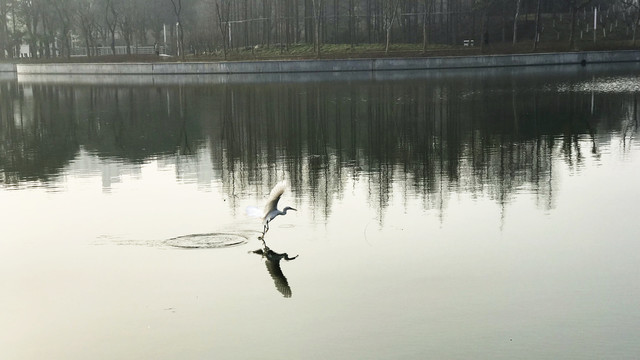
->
[263,181,287,218]
[245,206,263,218]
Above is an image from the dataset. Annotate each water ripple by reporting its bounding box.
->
[164,232,250,249]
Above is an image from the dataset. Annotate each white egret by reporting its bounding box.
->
[262,181,296,235]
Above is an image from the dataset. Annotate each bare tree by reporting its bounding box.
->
[348,0,356,47]
[169,0,185,60]
[620,0,640,45]
[215,0,231,59]
[422,0,434,52]
[532,0,542,50]
[17,0,36,57]
[383,0,403,53]
[474,0,498,50]
[117,0,136,55]
[142,0,172,51]
[311,0,323,56]
[564,0,593,49]
[76,0,99,57]
[42,3,56,57]
[512,0,522,45]
[103,0,118,55]
[0,0,9,58]
[51,0,76,58]
[5,0,640,59]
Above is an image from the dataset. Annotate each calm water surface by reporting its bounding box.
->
[1,64,639,359]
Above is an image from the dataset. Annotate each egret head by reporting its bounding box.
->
[283,206,297,213]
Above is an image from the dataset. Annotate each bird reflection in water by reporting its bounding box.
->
[252,242,298,298]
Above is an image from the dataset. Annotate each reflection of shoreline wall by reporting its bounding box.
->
[1,71,638,223]
[0,73,17,82]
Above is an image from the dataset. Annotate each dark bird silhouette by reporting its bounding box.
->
[253,245,298,298]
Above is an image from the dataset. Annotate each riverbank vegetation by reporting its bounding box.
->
[0,0,639,62]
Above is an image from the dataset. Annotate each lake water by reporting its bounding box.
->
[1,64,639,359]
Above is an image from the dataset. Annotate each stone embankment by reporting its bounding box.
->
[0,63,15,72]
[6,50,640,76]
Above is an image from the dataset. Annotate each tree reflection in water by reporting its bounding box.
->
[1,65,639,225]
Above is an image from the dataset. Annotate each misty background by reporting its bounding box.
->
[0,0,638,60]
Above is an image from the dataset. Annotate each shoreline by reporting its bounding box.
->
[12,62,640,86]
[4,50,639,76]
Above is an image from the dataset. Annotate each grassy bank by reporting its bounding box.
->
[4,39,639,64]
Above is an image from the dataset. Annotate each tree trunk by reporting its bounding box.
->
[264,0,271,47]
[513,0,522,45]
[0,2,7,60]
[480,10,488,51]
[532,0,542,50]
[348,0,355,48]
[312,0,323,57]
[569,6,577,49]
[385,26,392,52]
[110,28,116,55]
[634,15,639,45]
[215,1,229,60]
[422,0,431,52]
[384,0,401,53]
[84,37,91,58]
[170,0,185,60]
[178,23,185,60]
[304,0,312,44]
[315,18,320,56]
[334,0,339,44]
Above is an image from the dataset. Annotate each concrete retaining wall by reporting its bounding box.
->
[0,63,16,72]
[18,63,640,86]
[13,50,640,75]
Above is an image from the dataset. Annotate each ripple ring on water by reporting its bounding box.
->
[165,232,249,249]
